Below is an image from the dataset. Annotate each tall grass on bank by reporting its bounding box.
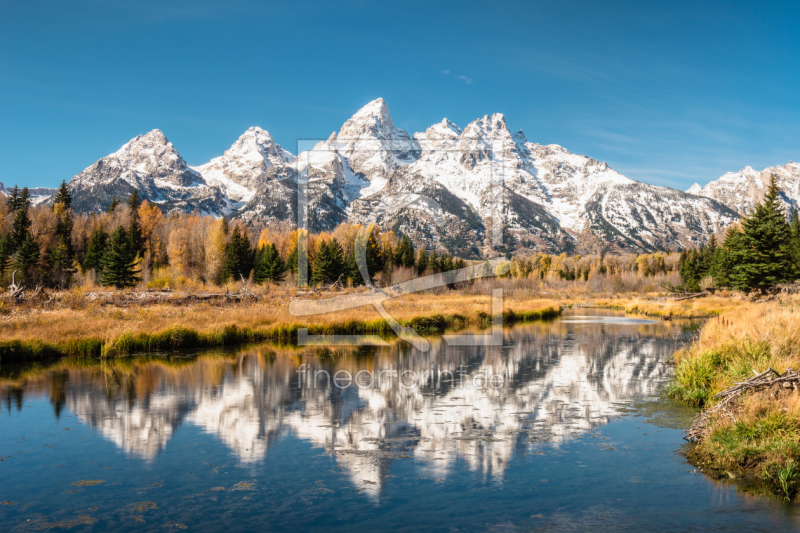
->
[0,304,561,363]
[665,298,800,499]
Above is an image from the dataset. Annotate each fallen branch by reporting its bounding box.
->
[684,367,800,442]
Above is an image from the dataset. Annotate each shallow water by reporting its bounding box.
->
[1,310,798,531]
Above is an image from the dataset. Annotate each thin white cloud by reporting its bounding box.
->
[441,70,473,85]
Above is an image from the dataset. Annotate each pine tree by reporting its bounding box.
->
[127,190,142,211]
[20,187,30,210]
[13,232,40,282]
[254,243,287,284]
[48,200,75,287]
[107,197,120,213]
[127,192,145,260]
[99,227,140,288]
[713,226,744,288]
[791,208,800,265]
[10,201,32,253]
[0,234,12,276]
[342,250,362,286]
[221,226,253,282]
[679,248,705,291]
[311,238,344,286]
[395,236,415,268]
[364,225,383,276]
[730,175,794,293]
[429,249,441,274]
[54,180,72,209]
[416,248,430,275]
[6,185,19,211]
[45,239,75,288]
[83,228,108,272]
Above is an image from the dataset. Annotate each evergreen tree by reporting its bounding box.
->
[107,197,120,213]
[13,232,40,282]
[395,235,416,268]
[429,249,441,274]
[83,228,108,272]
[254,243,287,284]
[127,190,142,211]
[10,200,32,252]
[311,238,344,286]
[20,187,30,210]
[127,192,145,260]
[54,180,72,209]
[221,226,253,282]
[416,248,430,275]
[0,234,13,276]
[712,226,744,288]
[364,226,383,276]
[99,227,140,288]
[730,175,794,293]
[791,208,800,265]
[342,251,362,286]
[6,185,19,211]
[49,198,76,287]
[45,239,75,288]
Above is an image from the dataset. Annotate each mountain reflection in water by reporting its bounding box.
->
[1,312,699,500]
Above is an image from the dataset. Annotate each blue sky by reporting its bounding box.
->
[1,0,798,190]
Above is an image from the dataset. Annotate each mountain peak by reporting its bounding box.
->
[352,97,388,118]
[340,98,397,139]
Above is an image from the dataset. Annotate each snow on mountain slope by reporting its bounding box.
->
[687,162,800,215]
[69,129,224,215]
[350,109,736,255]
[192,127,295,206]
[63,99,746,255]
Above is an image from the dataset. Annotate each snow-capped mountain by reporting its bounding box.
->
[350,110,737,255]
[69,129,226,215]
[61,98,743,255]
[687,162,800,216]
[191,126,295,208]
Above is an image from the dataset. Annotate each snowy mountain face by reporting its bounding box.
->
[687,162,800,216]
[191,127,295,206]
[63,99,745,255]
[69,129,224,215]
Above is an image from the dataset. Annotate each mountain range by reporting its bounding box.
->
[18,98,800,257]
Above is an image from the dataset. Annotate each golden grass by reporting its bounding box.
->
[666,296,800,498]
[0,291,561,361]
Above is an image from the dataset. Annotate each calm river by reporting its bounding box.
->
[1,310,798,531]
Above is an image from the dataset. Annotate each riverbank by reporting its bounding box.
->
[0,292,562,362]
[665,296,800,500]
[0,288,745,364]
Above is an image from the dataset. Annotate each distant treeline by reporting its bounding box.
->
[0,183,467,289]
[8,178,792,293]
[679,175,800,293]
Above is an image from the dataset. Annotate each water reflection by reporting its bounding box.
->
[1,313,699,500]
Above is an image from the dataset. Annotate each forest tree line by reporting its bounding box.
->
[0,182,467,289]
[2,176,795,293]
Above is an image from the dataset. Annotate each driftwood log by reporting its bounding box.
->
[684,367,800,442]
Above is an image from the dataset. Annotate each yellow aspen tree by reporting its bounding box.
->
[204,218,228,284]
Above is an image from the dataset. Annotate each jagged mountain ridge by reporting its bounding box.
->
[60,98,743,256]
[687,162,800,216]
